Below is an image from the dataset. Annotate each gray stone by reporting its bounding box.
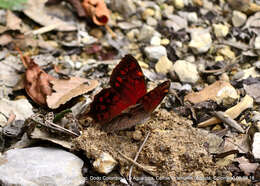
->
[188,28,212,54]
[146,17,157,26]
[150,35,161,46]
[173,60,199,83]
[170,82,182,91]
[252,133,260,160]
[252,112,260,122]
[0,99,34,121]
[3,120,25,138]
[254,61,260,70]
[165,15,187,31]
[232,10,247,27]
[0,147,85,186]
[178,12,198,23]
[255,36,260,49]
[144,45,167,61]
[180,84,192,92]
[110,0,136,18]
[138,25,156,42]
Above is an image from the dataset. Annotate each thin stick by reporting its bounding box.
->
[117,150,156,177]
[213,111,245,133]
[105,25,117,38]
[30,117,79,137]
[25,23,63,35]
[129,131,150,183]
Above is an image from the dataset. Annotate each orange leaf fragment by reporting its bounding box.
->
[82,0,110,26]
[47,77,98,109]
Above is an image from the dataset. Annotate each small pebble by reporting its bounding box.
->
[254,36,260,49]
[232,10,247,27]
[173,0,185,9]
[144,45,167,61]
[173,60,199,83]
[189,28,212,54]
[155,55,173,74]
[213,24,229,37]
[132,130,143,141]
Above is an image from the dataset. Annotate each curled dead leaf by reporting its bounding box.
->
[82,0,110,26]
[17,48,55,106]
[47,77,98,109]
[17,49,98,108]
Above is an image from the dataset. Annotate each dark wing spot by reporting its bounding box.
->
[99,97,103,102]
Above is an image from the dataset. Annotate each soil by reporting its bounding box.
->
[74,109,240,185]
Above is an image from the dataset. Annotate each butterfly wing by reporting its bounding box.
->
[110,54,146,104]
[103,80,171,131]
[87,55,147,124]
[137,80,170,113]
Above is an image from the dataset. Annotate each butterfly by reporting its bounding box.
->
[80,54,170,131]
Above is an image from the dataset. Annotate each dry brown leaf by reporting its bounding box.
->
[46,77,98,109]
[18,50,98,108]
[234,157,259,175]
[17,49,55,106]
[82,0,110,26]
[184,80,238,104]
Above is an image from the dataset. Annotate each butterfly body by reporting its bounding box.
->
[81,55,170,131]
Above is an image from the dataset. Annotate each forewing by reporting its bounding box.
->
[87,88,130,124]
[87,55,148,124]
[110,54,146,105]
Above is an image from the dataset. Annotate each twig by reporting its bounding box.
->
[25,23,63,35]
[213,111,245,133]
[117,150,157,177]
[129,131,150,183]
[105,25,117,39]
[30,117,79,137]
[198,95,253,127]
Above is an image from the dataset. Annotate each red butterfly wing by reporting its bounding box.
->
[137,80,170,113]
[103,80,171,131]
[110,54,146,104]
[87,55,146,124]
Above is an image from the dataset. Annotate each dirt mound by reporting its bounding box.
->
[74,110,229,185]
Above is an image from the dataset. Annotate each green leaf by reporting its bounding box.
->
[0,0,27,11]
